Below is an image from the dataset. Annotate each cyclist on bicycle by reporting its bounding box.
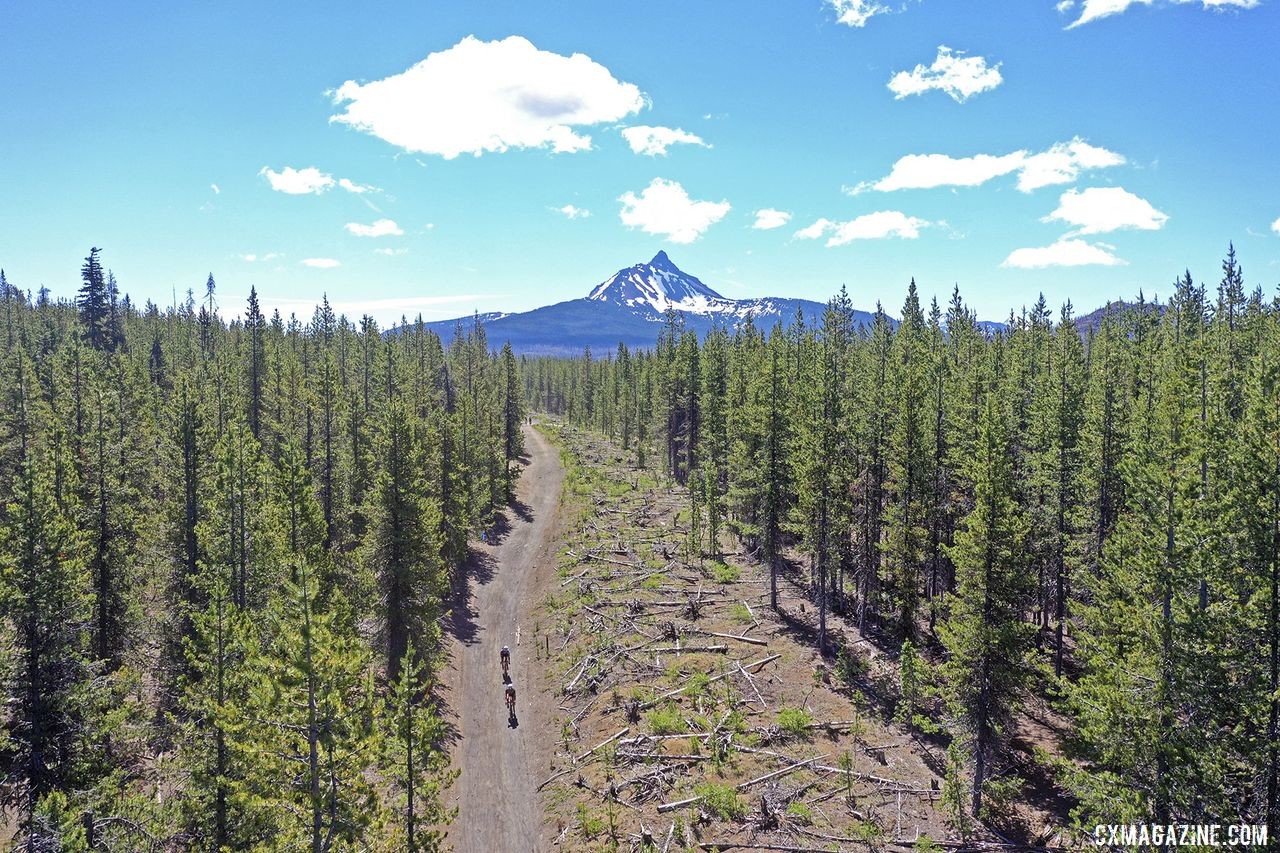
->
[500,645,511,675]
[505,682,516,715]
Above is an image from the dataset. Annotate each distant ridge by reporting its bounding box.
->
[399,252,872,355]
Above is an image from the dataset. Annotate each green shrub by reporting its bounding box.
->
[785,801,813,824]
[577,802,604,838]
[694,782,745,820]
[685,672,712,698]
[729,602,753,624]
[646,704,685,735]
[776,706,814,739]
[836,647,868,684]
[709,562,740,583]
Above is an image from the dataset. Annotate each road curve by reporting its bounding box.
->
[443,423,562,852]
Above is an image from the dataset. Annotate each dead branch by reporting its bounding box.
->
[573,726,630,764]
[639,653,781,710]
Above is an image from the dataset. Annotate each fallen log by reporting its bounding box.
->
[735,754,824,791]
[640,653,782,710]
[695,629,768,646]
[574,726,630,764]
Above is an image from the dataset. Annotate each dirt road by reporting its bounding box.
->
[442,423,562,852]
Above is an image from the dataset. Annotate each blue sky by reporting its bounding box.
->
[1,0,1277,325]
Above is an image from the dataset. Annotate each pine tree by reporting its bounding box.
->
[246,286,267,440]
[500,342,524,503]
[78,247,112,350]
[939,384,1033,818]
[0,357,94,845]
[250,563,381,850]
[176,580,271,849]
[883,280,930,639]
[365,395,445,682]
[380,639,456,851]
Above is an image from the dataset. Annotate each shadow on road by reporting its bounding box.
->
[443,546,498,648]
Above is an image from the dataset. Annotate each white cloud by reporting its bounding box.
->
[301,258,342,269]
[1056,0,1076,11]
[556,204,591,219]
[241,252,282,262]
[1067,0,1258,28]
[260,166,335,195]
[345,218,404,238]
[618,178,730,244]
[860,152,1026,193]
[859,137,1125,194]
[795,218,836,240]
[338,177,378,194]
[621,126,709,156]
[374,247,409,256]
[1016,139,1126,191]
[211,183,221,195]
[795,211,929,247]
[330,35,645,159]
[752,208,792,230]
[1002,238,1126,268]
[888,46,1003,103]
[1044,187,1169,235]
[827,0,891,26]
[1272,217,1280,235]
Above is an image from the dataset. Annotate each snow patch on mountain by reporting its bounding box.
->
[586,251,798,321]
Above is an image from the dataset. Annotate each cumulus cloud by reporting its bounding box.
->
[795,218,835,241]
[374,247,409,256]
[261,166,335,195]
[621,126,709,156]
[1044,187,1169,235]
[329,35,645,159]
[827,0,891,26]
[888,46,1003,103]
[752,209,793,230]
[211,183,221,195]
[1016,139,1126,191]
[260,166,376,195]
[345,218,404,238]
[338,177,378,194]
[794,211,929,247]
[1067,0,1258,28]
[241,252,282,262]
[556,204,591,219]
[855,137,1125,194]
[1271,217,1280,236]
[618,178,730,244]
[301,258,342,269]
[1002,238,1125,268]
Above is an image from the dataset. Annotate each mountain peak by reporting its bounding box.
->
[587,252,726,311]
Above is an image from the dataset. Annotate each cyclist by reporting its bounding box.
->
[505,682,516,715]
[500,645,511,675]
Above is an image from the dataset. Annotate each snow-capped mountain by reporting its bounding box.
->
[586,251,814,323]
[588,251,734,314]
[401,253,888,355]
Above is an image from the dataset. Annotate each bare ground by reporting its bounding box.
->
[439,423,564,853]
[535,422,1078,852]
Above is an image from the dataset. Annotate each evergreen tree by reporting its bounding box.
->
[77,247,112,350]
[939,386,1033,817]
[379,639,455,852]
